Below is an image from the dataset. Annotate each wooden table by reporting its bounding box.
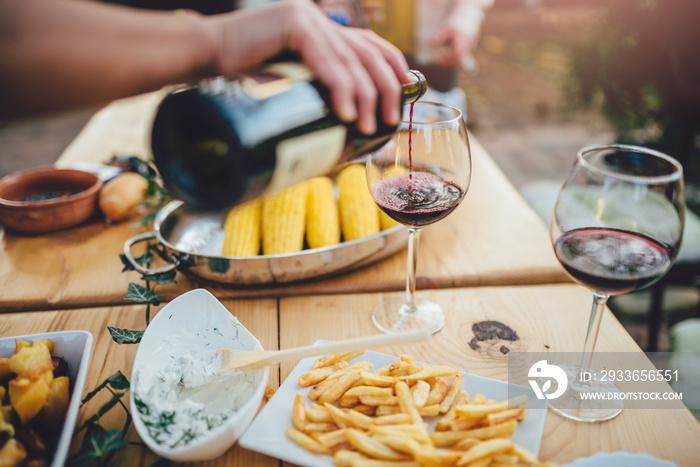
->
[3,285,698,466]
[0,93,569,312]
[3,95,698,466]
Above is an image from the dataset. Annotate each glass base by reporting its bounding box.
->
[543,364,623,422]
[371,297,445,334]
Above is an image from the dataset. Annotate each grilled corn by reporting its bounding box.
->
[336,164,380,241]
[221,199,262,256]
[262,183,309,255]
[306,177,340,249]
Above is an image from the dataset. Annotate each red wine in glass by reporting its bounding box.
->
[554,227,672,296]
[372,172,463,227]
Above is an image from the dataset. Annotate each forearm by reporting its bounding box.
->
[0,0,217,119]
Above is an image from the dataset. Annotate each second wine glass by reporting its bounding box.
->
[366,101,472,334]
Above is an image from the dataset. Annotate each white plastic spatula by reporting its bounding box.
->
[219,330,431,372]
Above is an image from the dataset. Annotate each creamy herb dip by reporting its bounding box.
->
[133,329,260,448]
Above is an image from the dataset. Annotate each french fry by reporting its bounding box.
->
[404,366,459,383]
[487,408,526,426]
[352,460,421,467]
[462,457,492,467]
[410,380,430,408]
[334,449,369,467]
[436,390,470,431]
[395,381,424,428]
[510,443,541,466]
[492,453,520,464]
[373,413,412,425]
[324,402,354,428]
[345,386,394,398]
[303,422,338,433]
[371,435,422,456]
[373,361,409,376]
[425,377,450,406]
[456,438,514,466]
[375,405,401,416]
[312,428,349,449]
[313,350,366,369]
[430,421,518,447]
[292,393,306,430]
[319,370,363,405]
[361,371,398,387]
[353,404,376,416]
[369,424,431,443]
[360,395,399,406]
[306,405,334,423]
[400,355,421,375]
[347,408,374,430]
[339,395,361,407]
[346,428,408,461]
[298,360,348,387]
[439,374,465,414]
[448,417,481,432]
[470,394,488,405]
[309,375,342,401]
[454,395,528,419]
[416,404,441,417]
[286,426,330,454]
[412,445,463,465]
[448,437,480,452]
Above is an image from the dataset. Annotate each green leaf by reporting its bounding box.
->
[68,424,129,466]
[82,370,130,404]
[108,326,144,345]
[135,250,154,266]
[79,392,127,431]
[125,283,161,305]
[140,270,177,285]
[119,254,136,273]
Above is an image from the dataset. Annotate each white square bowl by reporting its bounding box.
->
[129,288,269,462]
[0,330,94,467]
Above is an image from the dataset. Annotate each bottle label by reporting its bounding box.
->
[267,125,347,194]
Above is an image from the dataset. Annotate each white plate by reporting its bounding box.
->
[564,451,678,467]
[239,345,547,466]
[0,330,93,467]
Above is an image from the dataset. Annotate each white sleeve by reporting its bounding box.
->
[444,0,494,40]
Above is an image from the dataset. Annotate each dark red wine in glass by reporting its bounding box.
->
[554,227,672,295]
[373,172,463,227]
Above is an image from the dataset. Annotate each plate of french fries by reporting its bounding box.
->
[239,345,550,467]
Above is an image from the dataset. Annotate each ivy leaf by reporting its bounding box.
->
[141,270,177,285]
[68,424,129,466]
[125,283,161,305]
[135,250,154,266]
[108,327,144,345]
[78,392,127,431]
[82,370,130,404]
[119,254,135,273]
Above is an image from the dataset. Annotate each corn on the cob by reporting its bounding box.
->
[336,164,380,241]
[221,199,262,256]
[306,177,340,249]
[262,182,309,255]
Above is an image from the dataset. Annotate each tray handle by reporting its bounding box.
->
[123,232,180,275]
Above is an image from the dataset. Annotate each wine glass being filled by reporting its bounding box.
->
[366,101,472,334]
[548,144,684,422]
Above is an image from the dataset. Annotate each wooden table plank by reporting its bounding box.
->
[0,95,568,311]
[278,285,700,467]
[0,297,279,466]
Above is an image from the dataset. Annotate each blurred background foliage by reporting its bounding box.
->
[564,0,700,182]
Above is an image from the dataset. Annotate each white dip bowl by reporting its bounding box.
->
[130,288,269,462]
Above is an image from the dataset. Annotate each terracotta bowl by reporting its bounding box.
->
[0,166,103,234]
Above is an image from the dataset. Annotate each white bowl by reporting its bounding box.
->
[0,330,94,467]
[129,288,269,462]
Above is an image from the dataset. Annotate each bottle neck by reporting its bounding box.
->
[402,70,427,105]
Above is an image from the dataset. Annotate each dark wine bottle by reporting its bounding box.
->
[151,63,427,211]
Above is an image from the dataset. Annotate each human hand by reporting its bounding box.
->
[429,27,475,70]
[208,0,410,134]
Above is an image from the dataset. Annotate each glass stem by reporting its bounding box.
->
[404,227,421,314]
[574,292,609,389]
